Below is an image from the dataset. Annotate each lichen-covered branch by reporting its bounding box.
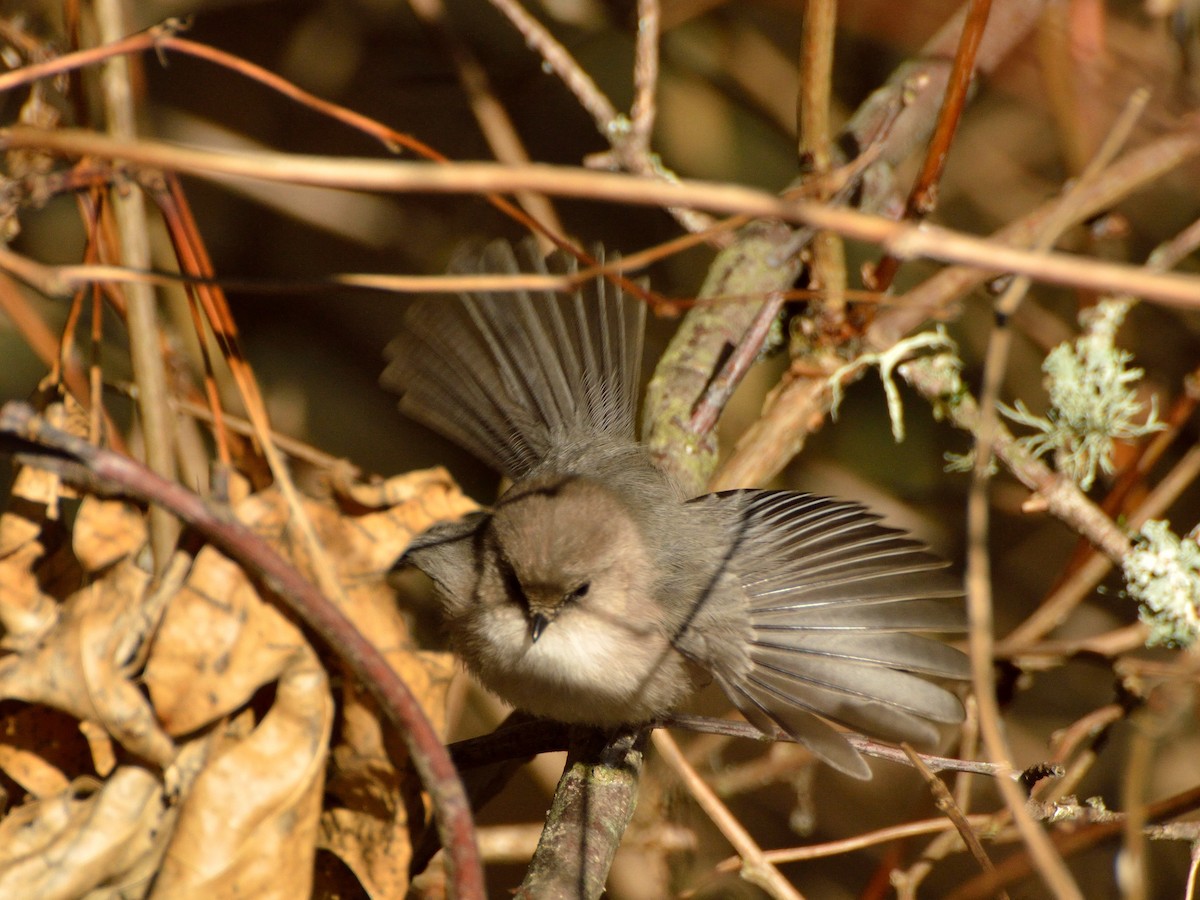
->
[514,728,648,900]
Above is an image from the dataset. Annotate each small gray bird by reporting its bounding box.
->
[383,240,968,778]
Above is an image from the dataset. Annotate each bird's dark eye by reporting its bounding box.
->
[564,582,590,603]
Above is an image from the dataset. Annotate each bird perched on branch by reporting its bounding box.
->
[382,240,967,778]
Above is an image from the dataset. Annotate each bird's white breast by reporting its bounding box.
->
[455,606,691,725]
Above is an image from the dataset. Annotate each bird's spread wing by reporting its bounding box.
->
[695,490,969,779]
[381,240,645,480]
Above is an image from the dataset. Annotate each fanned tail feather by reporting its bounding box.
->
[381,240,645,479]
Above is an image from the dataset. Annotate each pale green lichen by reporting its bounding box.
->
[829,327,957,443]
[1123,520,1200,648]
[1001,299,1163,491]
[943,446,998,476]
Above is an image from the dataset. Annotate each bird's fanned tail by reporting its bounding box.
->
[702,490,969,779]
[381,240,645,480]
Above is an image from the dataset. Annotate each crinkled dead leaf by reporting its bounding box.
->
[319,680,426,900]
[149,653,333,899]
[0,558,175,766]
[73,496,147,573]
[0,540,55,647]
[0,767,165,900]
[142,542,307,735]
[237,466,475,577]
[319,805,413,900]
[208,467,469,735]
[315,527,456,898]
[0,465,60,553]
[0,705,77,799]
[0,740,69,799]
[263,468,470,897]
[79,719,116,779]
[0,463,475,898]
[334,466,473,527]
[143,467,471,740]
[317,563,455,900]
[0,466,63,646]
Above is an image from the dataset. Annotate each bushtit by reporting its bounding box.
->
[383,240,967,778]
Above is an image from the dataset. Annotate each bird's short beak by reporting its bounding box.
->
[530,612,550,642]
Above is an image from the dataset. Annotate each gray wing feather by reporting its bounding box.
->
[381,240,645,479]
[700,490,968,779]
[752,598,965,631]
[399,512,489,618]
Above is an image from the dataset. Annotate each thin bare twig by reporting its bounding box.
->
[486,0,713,234]
[869,0,994,291]
[687,292,786,438]
[966,364,1084,900]
[998,439,1200,652]
[718,813,998,868]
[948,783,1200,899]
[629,0,661,154]
[0,269,112,441]
[870,118,1200,347]
[147,175,360,690]
[8,127,1200,309]
[0,245,589,297]
[902,743,1009,900]
[95,0,178,571]
[0,21,576,253]
[485,0,617,136]
[645,224,804,494]
[710,118,1200,491]
[652,730,805,900]
[797,0,848,332]
[406,0,564,248]
[954,86,1151,900]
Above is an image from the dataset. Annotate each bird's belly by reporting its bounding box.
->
[455,609,692,726]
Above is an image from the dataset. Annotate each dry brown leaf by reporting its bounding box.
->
[0,462,474,898]
[335,466,469,517]
[0,704,97,800]
[0,466,62,645]
[141,468,469,738]
[297,468,472,897]
[319,806,413,900]
[276,467,472,693]
[0,767,166,900]
[79,720,117,779]
[142,543,307,736]
[0,465,60,554]
[336,560,457,735]
[0,560,175,767]
[73,496,147,573]
[227,469,469,896]
[334,467,478,569]
[0,540,56,647]
[149,653,333,899]
[0,742,69,799]
[319,679,425,900]
[0,721,70,800]
[223,468,467,735]
[319,566,453,898]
